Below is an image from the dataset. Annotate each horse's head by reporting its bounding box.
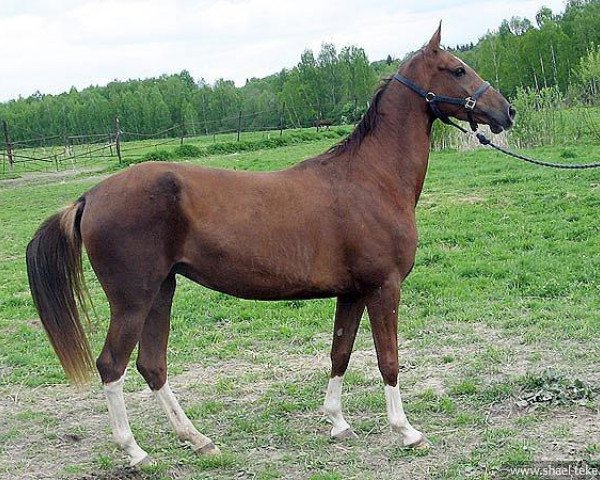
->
[399,24,515,133]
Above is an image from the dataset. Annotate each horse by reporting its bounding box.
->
[26,25,514,467]
[314,118,334,131]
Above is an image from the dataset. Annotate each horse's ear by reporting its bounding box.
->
[425,21,442,52]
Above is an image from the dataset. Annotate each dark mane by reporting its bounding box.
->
[328,76,393,157]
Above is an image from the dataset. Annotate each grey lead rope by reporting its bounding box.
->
[472,132,600,170]
[445,118,600,170]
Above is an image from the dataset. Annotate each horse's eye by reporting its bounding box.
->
[454,67,466,78]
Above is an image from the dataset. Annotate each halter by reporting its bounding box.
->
[393,73,600,169]
[393,73,490,131]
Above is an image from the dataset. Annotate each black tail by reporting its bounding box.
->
[26,199,94,385]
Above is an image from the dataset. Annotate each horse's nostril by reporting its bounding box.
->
[508,105,516,120]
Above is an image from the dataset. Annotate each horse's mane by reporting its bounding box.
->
[327,76,393,157]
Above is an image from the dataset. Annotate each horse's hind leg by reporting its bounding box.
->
[322,294,365,440]
[96,295,155,467]
[136,274,220,455]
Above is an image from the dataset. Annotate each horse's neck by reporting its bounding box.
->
[356,81,433,204]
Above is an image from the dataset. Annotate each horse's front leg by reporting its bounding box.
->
[365,278,428,448]
[322,294,365,439]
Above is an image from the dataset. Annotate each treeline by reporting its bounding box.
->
[455,0,600,98]
[0,46,392,144]
[2,0,600,145]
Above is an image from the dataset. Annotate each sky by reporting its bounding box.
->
[0,0,565,102]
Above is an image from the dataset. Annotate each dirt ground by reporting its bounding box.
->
[1,323,598,480]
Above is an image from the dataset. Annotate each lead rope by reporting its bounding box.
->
[435,113,600,170]
[472,130,600,170]
[452,121,600,170]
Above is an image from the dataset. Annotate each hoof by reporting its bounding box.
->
[404,434,430,450]
[132,455,154,468]
[332,428,359,441]
[194,441,221,456]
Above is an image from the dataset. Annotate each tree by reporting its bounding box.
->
[317,43,342,115]
[339,46,376,121]
[210,79,239,130]
[573,44,600,103]
[536,7,555,27]
[296,49,323,120]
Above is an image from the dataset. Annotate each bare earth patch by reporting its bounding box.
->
[1,321,598,479]
[0,168,109,190]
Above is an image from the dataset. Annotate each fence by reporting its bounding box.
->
[0,103,340,176]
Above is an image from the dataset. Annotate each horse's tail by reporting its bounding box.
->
[26,199,95,386]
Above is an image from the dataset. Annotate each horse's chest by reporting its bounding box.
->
[347,221,417,283]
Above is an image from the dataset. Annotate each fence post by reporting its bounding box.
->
[237,110,242,142]
[279,102,286,136]
[114,117,122,164]
[2,120,14,170]
[64,136,71,158]
[180,123,186,145]
[107,134,113,157]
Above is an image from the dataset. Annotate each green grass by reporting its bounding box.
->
[0,137,599,478]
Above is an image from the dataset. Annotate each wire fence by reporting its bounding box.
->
[0,104,333,177]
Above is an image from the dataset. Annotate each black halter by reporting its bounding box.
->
[393,73,490,131]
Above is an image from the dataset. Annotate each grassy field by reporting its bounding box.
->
[0,137,599,479]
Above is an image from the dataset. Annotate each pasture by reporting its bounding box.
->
[1,136,599,479]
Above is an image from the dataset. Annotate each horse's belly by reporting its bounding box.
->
[176,229,351,300]
[175,257,344,300]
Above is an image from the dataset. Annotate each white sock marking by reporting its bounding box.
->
[154,380,215,451]
[384,384,423,446]
[322,376,352,437]
[104,372,148,466]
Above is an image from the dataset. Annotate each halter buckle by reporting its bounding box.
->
[425,92,436,103]
[465,97,477,110]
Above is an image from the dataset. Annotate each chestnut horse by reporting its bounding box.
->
[26,26,514,466]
